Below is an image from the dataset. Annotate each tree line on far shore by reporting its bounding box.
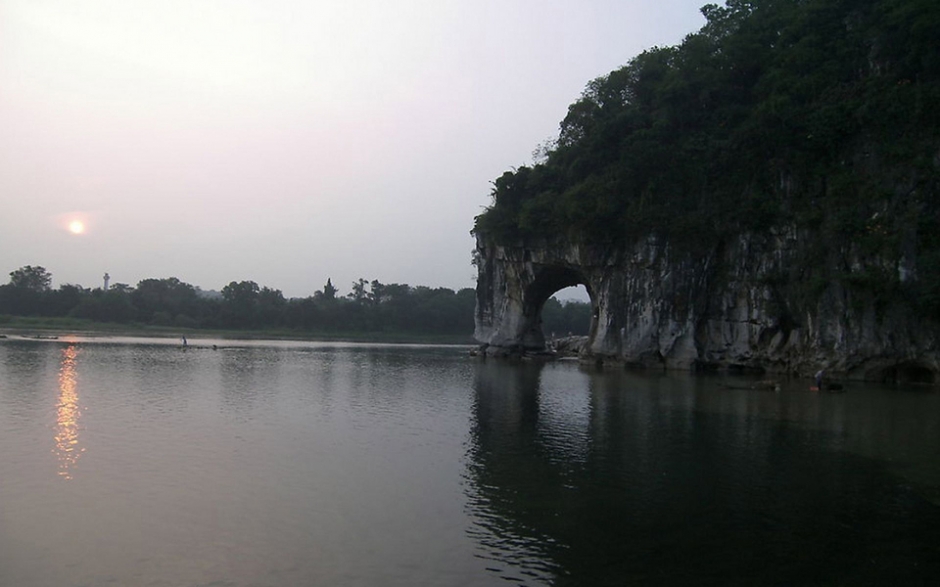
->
[0,265,590,338]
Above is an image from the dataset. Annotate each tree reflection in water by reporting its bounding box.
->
[465,361,940,586]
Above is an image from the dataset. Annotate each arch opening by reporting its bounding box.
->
[543,285,592,338]
[521,266,595,351]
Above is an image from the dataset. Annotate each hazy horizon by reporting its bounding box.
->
[1,0,706,299]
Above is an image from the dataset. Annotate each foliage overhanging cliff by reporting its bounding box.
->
[474,0,940,318]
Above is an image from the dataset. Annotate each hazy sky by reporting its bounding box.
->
[0,0,706,298]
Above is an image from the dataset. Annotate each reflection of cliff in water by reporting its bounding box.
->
[465,361,558,584]
[465,362,940,586]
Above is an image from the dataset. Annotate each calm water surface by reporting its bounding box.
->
[1,336,938,586]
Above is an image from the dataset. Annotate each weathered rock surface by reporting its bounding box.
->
[473,230,939,383]
[550,335,588,357]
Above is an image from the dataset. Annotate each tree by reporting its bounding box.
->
[349,278,368,303]
[369,280,386,305]
[284,297,320,330]
[47,284,85,317]
[257,286,286,327]
[542,298,592,336]
[9,265,52,291]
[321,278,337,301]
[69,288,137,323]
[1,265,54,315]
[110,283,134,294]
[475,0,940,252]
[132,277,201,324]
[221,280,260,328]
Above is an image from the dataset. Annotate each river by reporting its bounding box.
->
[0,336,938,586]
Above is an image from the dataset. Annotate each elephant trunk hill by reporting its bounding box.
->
[471,0,940,384]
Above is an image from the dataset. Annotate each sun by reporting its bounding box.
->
[68,220,86,235]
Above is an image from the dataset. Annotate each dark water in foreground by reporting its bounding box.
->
[0,336,938,586]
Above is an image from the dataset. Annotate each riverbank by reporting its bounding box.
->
[0,316,475,346]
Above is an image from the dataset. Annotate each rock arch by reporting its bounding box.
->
[474,243,595,352]
[522,266,595,350]
[472,232,940,382]
[473,235,683,363]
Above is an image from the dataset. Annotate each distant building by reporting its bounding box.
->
[103,273,110,290]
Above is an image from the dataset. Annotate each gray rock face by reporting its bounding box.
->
[473,231,939,383]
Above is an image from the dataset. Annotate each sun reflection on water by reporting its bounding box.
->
[55,344,84,479]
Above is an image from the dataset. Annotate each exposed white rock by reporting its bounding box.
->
[473,231,939,383]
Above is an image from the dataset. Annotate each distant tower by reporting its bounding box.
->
[103,272,110,290]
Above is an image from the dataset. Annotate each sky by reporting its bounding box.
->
[0,0,706,298]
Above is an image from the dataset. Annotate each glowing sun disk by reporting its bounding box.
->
[69,220,85,234]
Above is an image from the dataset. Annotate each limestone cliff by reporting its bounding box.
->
[473,230,939,384]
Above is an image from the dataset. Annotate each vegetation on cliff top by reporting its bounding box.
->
[474,0,940,316]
